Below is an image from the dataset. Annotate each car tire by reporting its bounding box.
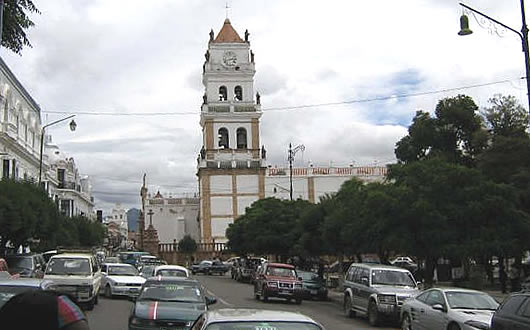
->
[448,323,461,330]
[86,298,95,311]
[401,313,412,330]
[262,287,268,302]
[105,285,113,299]
[368,301,380,326]
[344,295,354,318]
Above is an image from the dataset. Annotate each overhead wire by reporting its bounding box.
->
[41,78,521,117]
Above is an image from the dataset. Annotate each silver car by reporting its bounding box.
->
[400,287,499,330]
[191,308,324,330]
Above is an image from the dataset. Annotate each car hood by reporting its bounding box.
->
[134,300,206,321]
[107,275,145,284]
[43,274,94,285]
[264,275,297,282]
[372,285,419,296]
[451,309,495,325]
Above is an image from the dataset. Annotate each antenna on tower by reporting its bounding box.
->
[225,1,231,19]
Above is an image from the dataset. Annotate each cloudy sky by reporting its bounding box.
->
[2,0,527,213]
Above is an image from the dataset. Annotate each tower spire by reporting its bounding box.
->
[225,1,230,19]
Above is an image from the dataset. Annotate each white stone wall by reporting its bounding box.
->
[211,217,233,242]
[147,197,200,243]
[213,121,253,150]
[237,175,259,194]
[237,195,258,215]
[264,176,309,200]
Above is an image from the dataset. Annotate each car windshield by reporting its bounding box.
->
[139,283,202,303]
[46,258,91,275]
[108,265,138,276]
[156,269,187,277]
[200,261,212,266]
[205,322,322,330]
[5,257,32,269]
[266,267,296,277]
[446,291,499,310]
[297,271,319,281]
[371,270,416,286]
[0,286,38,308]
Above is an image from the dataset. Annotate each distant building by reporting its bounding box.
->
[144,191,200,243]
[127,208,140,232]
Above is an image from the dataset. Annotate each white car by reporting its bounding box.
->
[154,265,189,277]
[401,287,499,330]
[390,256,415,264]
[100,263,145,298]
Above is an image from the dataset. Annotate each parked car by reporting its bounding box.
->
[0,278,55,309]
[390,256,416,265]
[104,256,121,264]
[392,260,419,273]
[343,263,419,326]
[297,270,328,300]
[401,287,499,330]
[191,309,325,330]
[5,254,46,278]
[154,265,190,277]
[234,257,262,282]
[139,265,156,279]
[44,252,102,310]
[254,262,303,304]
[191,260,230,275]
[128,277,216,330]
[491,291,530,330]
[100,263,145,298]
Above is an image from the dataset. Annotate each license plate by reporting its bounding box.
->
[310,290,317,295]
[129,288,139,292]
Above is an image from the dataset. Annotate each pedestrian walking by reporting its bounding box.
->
[499,266,507,293]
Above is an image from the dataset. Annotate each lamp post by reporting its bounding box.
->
[287,143,305,201]
[458,1,530,116]
[38,115,76,186]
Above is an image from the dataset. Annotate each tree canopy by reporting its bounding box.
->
[1,0,40,55]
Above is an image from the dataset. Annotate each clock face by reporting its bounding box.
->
[222,51,237,67]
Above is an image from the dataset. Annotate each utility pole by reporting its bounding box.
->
[287,143,305,201]
[0,0,4,45]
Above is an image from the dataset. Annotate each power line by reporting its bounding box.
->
[41,78,520,117]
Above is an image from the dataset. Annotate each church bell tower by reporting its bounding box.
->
[197,19,266,243]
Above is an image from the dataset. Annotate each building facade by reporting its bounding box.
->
[197,19,266,243]
[196,20,388,243]
[0,57,42,181]
[144,192,200,243]
[44,136,95,219]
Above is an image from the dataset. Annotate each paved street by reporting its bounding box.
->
[86,274,398,330]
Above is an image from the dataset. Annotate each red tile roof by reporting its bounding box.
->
[214,19,244,43]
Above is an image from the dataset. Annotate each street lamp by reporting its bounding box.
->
[458,1,530,117]
[287,143,305,201]
[38,115,76,186]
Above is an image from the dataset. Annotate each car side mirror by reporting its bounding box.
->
[298,277,303,281]
[205,296,217,305]
[432,304,446,312]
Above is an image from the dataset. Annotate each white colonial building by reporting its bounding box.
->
[44,137,95,219]
[196,20,388,243]
[0,57,42,181]
[144,192,200,243]
[104,203,128,248]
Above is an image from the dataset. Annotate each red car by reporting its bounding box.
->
[254,262,303,304]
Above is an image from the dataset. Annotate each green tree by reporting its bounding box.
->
[178,235,197,254]
[482,94,529,140]
[395,95,486,166]
[0,179,58,254]
[2,0,40,54]
[226,198,311,260]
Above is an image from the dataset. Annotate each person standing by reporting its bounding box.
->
[509,263,521,292]
[499,265,507,293]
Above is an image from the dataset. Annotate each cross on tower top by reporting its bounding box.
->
[225,1,231,19]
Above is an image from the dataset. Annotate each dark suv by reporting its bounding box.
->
[491,291,530,329]
[254,262,303,304]
[5,254,45,278]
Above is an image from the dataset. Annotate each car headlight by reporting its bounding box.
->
[130,317,156,326]
[267,281,278,287]
[464,320,490,330]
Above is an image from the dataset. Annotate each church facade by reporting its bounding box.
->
[197,19,387,243]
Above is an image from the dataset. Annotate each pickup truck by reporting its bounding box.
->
[191,260,229,275]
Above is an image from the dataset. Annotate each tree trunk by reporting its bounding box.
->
[424,257,437,288]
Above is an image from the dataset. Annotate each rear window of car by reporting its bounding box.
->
[156,269,187,277]
[5,257,33,269]
[46,258,91,275]
[205,322,322,330]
